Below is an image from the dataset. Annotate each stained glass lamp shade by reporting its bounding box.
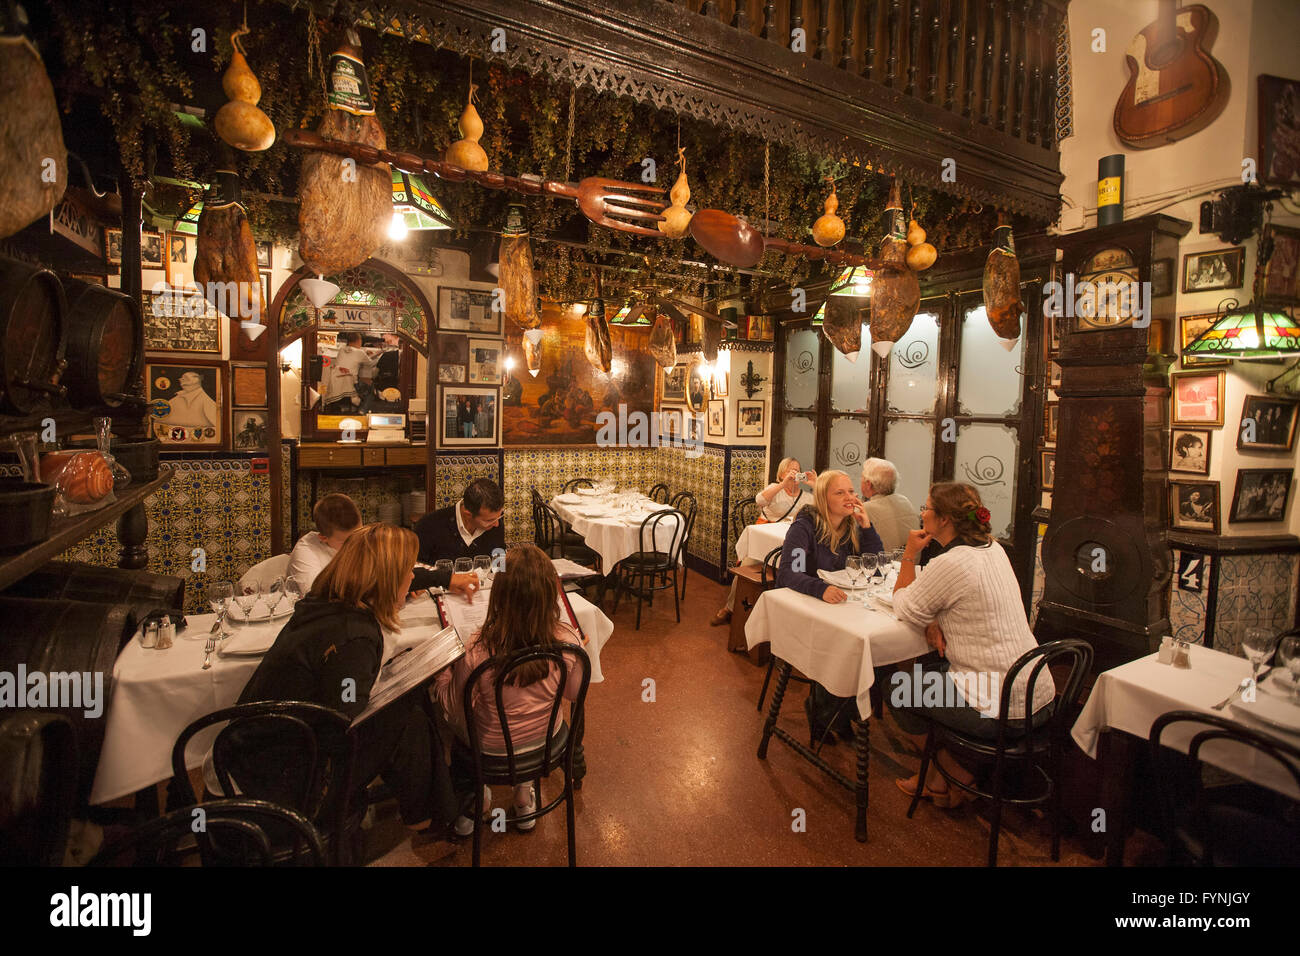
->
[811,266,873,326]
[1183,303,1300,360]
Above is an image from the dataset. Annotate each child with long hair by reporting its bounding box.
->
[434,543,585,834]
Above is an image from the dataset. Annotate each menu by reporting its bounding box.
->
[352,623,464,725]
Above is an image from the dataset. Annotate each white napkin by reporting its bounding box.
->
[556,493,584,504]
[577,487,601,496]
[817,568,867,589]
[220,620,282,656]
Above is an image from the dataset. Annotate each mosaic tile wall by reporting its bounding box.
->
[58,457,273,615]
[1212,552,1298,657]
[434,452,503,512]
[279,441,294,554]
[654,443,727,571]
[291,470,424,544]
[724,448,767,570]
[1168,549,1211,647]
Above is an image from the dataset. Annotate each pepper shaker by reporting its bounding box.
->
[141,620,159,649]
[1172,638,1191,669]
[1157,636,1174,664]
[155,615,174,650]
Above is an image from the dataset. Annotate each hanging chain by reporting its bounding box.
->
[763,141,770,239]
[564,86,576,183]
[306,12,327,101]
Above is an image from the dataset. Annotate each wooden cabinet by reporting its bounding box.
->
[297,445,362,468]
[362,447,386,467]
[296,443,429,469]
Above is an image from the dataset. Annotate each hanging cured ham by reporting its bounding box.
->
[648,314,677,369]
[982,213,1023,349]
[0,29,66,239]
[823,293,866,361]
[584,297,613,374]
[499,204,541,331]
[297,30,390,276]
[194,168,263,322]
[868,179,920,358]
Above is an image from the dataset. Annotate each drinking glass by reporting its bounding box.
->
[860,553,878,583]
[472,554,492,586]
[877,550,891,577]
[234,581,261,622]
[1275,635,1300,701]
[454,557,473,575]
[434,559,454,580]
[282,578,303,610]
[1242,628,1277,689]
[845,555,863,590]
[208,581,234,616]
[264,577,286,617]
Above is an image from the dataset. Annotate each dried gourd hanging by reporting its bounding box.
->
[445,82,488,171]
[868,177,921,358]
[905,211,937,271]
[658,147,693,239]
[811,178,845,248]
[214,25,275,152]
[982,212,1023,349]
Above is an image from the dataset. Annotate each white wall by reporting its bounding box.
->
[1058,0,1300,536]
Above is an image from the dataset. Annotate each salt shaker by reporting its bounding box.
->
[1157,636,1174,664]
[1172,638,1191,669]
[155,615,174,650]
[141,620,159,649]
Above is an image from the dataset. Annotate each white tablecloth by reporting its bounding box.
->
[90,591,613,805]
[551,493,683,571]
[1071,644,1300,800]
[744,586,927,720]
[734,522,791,565]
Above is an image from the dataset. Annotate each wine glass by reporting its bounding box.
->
[472,554,492,586]
[1242,628,1277,691]
[860,553,878,584]
[234,581,261,622]
[454,557,473,576]
[845,556,863,594]
[877,550,891,578]
[208,581,234,636]
[282,577,303,611]
[263,577,285,617]
[1275,634,1300,701]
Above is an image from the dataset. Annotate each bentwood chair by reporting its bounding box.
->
[613,509,685,630]
[731,497,759,542]
[754,547,814,713]
[458,643,591,866]
[90,799,325,867]
[561,477,594,494]
[172,701,358,866]
[669,491,697,598]
[647,483,670,504]
[905,638,1093,867]
[1148,710,1300,866]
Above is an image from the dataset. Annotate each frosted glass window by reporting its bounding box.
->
[831,324,872,413]
[828,416,868,475]
[886,312,939,415]
[957,305,1025,417]
[884,419,935,510]
[953,422,1019,540]
[784,329,821,410]
[782,415,817,477]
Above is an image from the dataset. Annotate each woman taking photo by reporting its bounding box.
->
[237,523,457,834]
[711,457,818,626]
[434,543,586,835]
[889,483,1055,807]
[777,470,884,744]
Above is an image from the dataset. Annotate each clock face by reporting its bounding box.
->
[1075,248,1139,331]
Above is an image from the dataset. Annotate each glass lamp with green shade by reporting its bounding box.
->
[811,265,873,326]
[1183,299,1300,361]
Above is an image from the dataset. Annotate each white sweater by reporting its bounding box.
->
[892,541,1054,720]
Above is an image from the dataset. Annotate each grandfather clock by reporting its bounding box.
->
[1036,214,1191,674]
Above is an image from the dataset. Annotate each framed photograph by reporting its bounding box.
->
[746,315,774,342]
[255,240,272,269]
[737,400,765,438]
[1229,468,1294,523]
[1179,312,1230,368]
[707,399,726,437]
[144,288,224,353]
[663,364,687,403]
[437,287,500,334]
[231,407,270,453]
[165,232,192,286]
[685,413,702,443]
[467,337,503,385]
[687,360,709,412]
[661,406,683,439]
[1171,371,1225,427]
[1143,429,1167,472]
[1040,450,1055,491]
[1150,257,1175,298]
[1258,74,1300,187]
[1047,360,1062,388]
[145,360,226,450]
[141,230,164,270]
[230,363,269,408]
[712,371,729,398]
[1238,395,1299,452]
[438,385,499,446]
[1046,312,1064,352]
[1170,429,1212,476]
[1261,224,1300,302]
[1170,480,1221,534]
[1044,401,1059,443]
[67,273,105,287]
[104,227,122,267]
[1181,247,1244,294]
[437,333,469,384]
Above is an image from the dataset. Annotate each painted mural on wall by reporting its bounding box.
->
[502,309,656,445]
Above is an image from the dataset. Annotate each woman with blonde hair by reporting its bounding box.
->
[889,483,1055,807]
[777,470,884,744]
[435,543,585,835]
[238,523,457,833]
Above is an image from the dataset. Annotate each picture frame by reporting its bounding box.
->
[260,271,272,313]
[165,232,192,286]
[661,406,683,439]
[255,240,272,269]
[467,337,504,385]
[437,332,469,384]
[1258,74,1300,187]
[1179,312,1231,368]
[1040,450,1055,491]
[230,362,269,408]
[1170,479,1221,534]
[736,399,765,438]
[1181,247,1244,294]
[1170,428,1212,476]
[145,359,227,450]
[663,364,687,403]
[712,371,729,398]
[104,227,122,267]
[686,359,709,412]
[1170,371,1225,427]
[1229,468,1294,523]
[1150,257,1175,298]
[437,385,499,447]
[437,286,500,334]
[1237,395,1299,452]
[707,399,726,437]
[1047,360,1062,388]
[746,315,774,342]
[143,287,224,354]
[1261,224,1300,302]
[685,413,703,443]
[231,407,270,453]
[1044,401,1058,443]
[141,230,165,270]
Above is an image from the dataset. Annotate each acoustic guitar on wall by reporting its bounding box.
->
[1113,1,1229,149]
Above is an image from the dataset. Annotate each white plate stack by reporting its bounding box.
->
[403,491,427,526]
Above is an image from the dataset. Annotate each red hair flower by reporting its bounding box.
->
[975,506,991,524]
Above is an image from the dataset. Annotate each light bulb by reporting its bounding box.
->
[1241,328,1261,350]
[388,211,409,241]
[504,356,516,372]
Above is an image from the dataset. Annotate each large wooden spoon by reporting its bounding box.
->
[689,207,877,269]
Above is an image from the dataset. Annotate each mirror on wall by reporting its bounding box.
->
[303,328,418,438]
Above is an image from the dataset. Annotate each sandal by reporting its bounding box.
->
[895,775,945,802]
[710,608,732,626]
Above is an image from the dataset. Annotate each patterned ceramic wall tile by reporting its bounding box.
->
[724,448,766,569]
[500,447,651,548]
[1209,553,1296,657]
[434,453,502,512]
[1168,550,1210,646]
[293,471,422,542]
[279,441,294,553]
[653,442,726,571]
[57,457,272,615]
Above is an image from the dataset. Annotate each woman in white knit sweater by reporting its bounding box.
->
[889,482,1055,808]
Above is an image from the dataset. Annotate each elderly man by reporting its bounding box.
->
[860,457,918,551]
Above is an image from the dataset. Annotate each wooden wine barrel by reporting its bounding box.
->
[0,712,77,865]
[60,278,143,409]
[3,562,184,643]
[0,597,133,806]
[0,257,66,415]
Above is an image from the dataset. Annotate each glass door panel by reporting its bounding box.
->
[884,419,935,510]
[953,422,1019,540]
[831,324,872,413]
[886,312,940,414]
[828,416,868,475]
[957,305,1026,417]
[782,414,817,476]
[784,329,821,410]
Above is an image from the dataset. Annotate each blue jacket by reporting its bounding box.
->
[777,507,885,599]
